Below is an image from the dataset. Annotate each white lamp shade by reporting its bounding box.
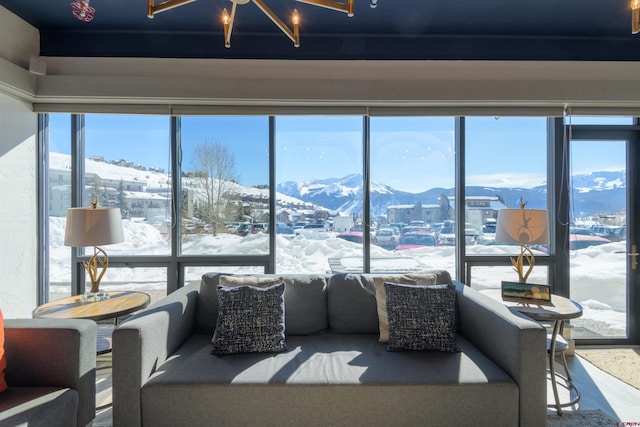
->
[495,208,549,245]
[64,207,124,247]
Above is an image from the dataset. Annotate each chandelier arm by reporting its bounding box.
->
[224,3,238,47]
[148,0,198,18]
[252,0,299,46]
[296,0,354,16]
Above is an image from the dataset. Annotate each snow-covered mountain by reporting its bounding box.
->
[51,152,625,218]
[277,170,626,217]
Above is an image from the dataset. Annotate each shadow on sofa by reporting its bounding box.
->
[0,318,96,427]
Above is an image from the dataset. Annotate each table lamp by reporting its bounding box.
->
[64,200,124,301]
[495,199,549,283]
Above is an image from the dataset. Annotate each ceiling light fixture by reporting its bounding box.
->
[147,0,198,18]
[222,0,300,48]
[296,0,354,16]
[633,0,640,34]
[70,0,95,22]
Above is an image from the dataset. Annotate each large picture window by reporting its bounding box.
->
[369,117,455,273]
[274,116,363,274]
[464,117,549,288]
[180,116,270,256]
[83,115,172,256]
[40,112,638,346]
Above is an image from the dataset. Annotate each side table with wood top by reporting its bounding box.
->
[33,291,151,354]
[480,288,583,415]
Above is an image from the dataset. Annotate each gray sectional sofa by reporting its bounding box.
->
[113,270,547,427]
[0,318,96,427]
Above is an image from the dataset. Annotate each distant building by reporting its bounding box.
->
[387,194,506,228]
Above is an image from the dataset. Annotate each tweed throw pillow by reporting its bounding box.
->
[384,282,460,353]
[211,282,287,355]
[0,309,7,393]
[373,274,438,342]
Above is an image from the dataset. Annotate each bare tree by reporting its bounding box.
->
[191,140,239,235]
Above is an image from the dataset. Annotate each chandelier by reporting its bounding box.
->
[146,0,354,47]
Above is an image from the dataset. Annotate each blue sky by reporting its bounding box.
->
[49,114,627,191]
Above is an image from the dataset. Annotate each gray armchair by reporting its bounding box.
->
[0,318,96,427]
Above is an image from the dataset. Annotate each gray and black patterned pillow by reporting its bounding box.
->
[211,282,287,355]
[384,282,460,353]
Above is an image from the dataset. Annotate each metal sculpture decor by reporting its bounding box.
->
[70,0,95,21]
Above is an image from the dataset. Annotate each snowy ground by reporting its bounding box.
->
[49,217,627,337]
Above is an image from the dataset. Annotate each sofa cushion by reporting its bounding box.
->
[0,309,6,393]
[0,387,78,427]
[372,273,438,342]
[279,275,328,335]
[385,283,460,353]
[327,274,379,333]
[151,332,514,385]
[211,282,287,355]
[141,332,518,426]
[198,273,328,336]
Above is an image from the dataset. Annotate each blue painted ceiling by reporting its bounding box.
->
[1,0,639,60]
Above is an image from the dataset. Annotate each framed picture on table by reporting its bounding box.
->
[501,281,552,304]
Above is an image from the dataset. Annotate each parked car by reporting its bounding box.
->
[388,223,407,234]
[275,222,294,236]
[570,226,596,236]
[480,219,497,244]
[590,224,625,241]
[337,231,364,244]
[236,223,265,236]
[395,231,439,250]
[439,221,482,245]
[296,223,330,239]
[570,234,612,250]
[374,227,399,248]
[439,221,456,245]
[293,221,309,231]
[401,226,431,235]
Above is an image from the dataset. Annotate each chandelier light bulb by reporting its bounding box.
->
[633,0,640,34]
[293,9,300,47]
[222,8,231,48]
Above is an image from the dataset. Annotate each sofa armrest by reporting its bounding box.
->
[4,318,97,427]
[113,284,199,427]
[454,281,547,427]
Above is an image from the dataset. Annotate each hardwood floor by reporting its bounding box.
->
[91,351,640,426]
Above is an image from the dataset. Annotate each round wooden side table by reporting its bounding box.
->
[480,288,583,415]
[33,291,151,354]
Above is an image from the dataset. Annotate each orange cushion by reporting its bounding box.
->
[0,308,7,393]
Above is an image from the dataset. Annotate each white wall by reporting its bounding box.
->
[0,6,39,318]
[0,92,38,318]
